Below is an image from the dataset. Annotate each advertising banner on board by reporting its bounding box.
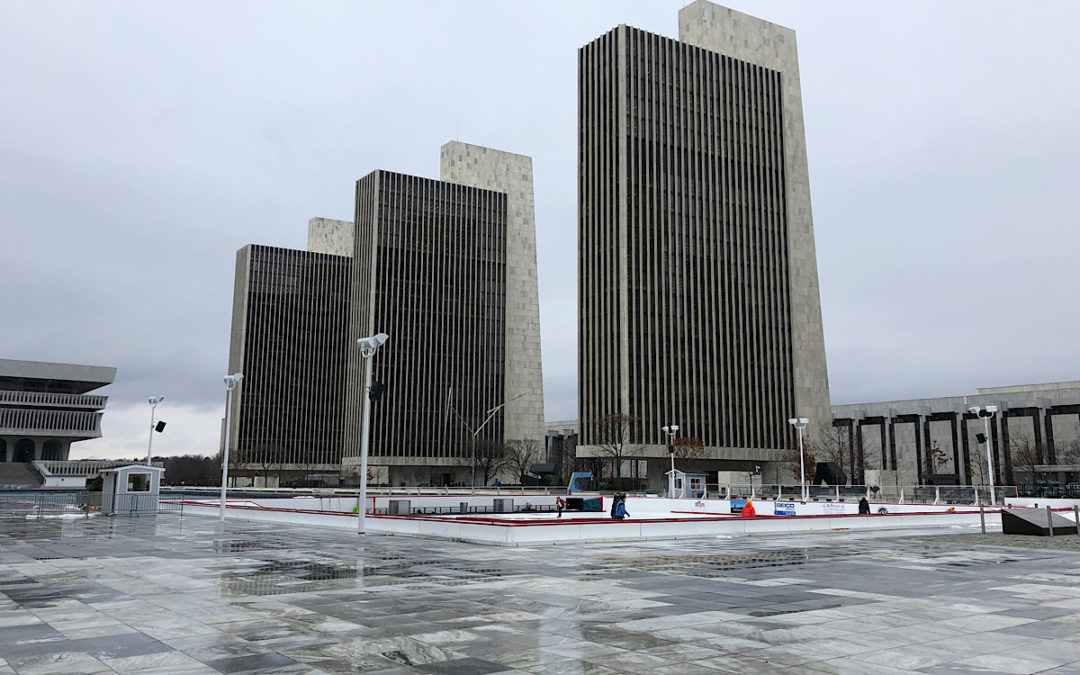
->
[775,502,796,516]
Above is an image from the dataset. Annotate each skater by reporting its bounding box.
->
[613,495,629,520]
[556,497,566,518]
[858,497,871,515]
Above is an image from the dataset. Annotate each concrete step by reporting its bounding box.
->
[0,462,44,489]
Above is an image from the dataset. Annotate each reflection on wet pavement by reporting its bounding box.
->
[2,504,1080,674]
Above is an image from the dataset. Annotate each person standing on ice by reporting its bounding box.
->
[612,496,629,520]
[740,500,756,517]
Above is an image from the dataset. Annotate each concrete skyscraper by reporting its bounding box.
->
[577,0,831,483]
[228,143,544,487]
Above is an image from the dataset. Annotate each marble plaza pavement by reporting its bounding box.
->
[2,506,1080,674]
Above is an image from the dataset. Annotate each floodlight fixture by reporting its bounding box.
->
[357,333,390,354]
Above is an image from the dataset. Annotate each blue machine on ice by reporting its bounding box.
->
[568,472,593,493]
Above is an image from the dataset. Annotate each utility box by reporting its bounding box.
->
[493,498,513,513]
[101,465,166,516]
[459,502,470,514]
[388,499,411,515]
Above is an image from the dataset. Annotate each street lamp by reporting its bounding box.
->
[220,374,243,522]
[146,396,165,466]
[448,389,526,488]
[788,417,810,500]
[662,425,679,498]
[357,333,389,534]
[968,405,999,505]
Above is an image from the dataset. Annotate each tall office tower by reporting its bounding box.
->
[342,168,511,485]
[227,241,352,481]
[578,0,831,483]
[229,146,545,487]
[439,142,545,448]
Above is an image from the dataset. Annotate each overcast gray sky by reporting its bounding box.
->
[2,1,1078,459]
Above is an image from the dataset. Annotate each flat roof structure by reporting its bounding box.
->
[0,358,116,395]
[0,358,116,467]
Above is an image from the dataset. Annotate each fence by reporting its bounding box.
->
[0,490,101,518]
[707,484,1018,506]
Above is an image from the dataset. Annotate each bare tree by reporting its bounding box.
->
[968,436,991,486]
[673,436,705,460]
[505,439,542,484]
[811,426,851,480]
[926,441,949,474]
[476,440,510,486]
[1010,432,1042,492]
[577,455,608,486]
[251,443,283,487]
[594,413,641,478]
[782,443,817,485]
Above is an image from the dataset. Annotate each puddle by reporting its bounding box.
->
[220,560,359,597]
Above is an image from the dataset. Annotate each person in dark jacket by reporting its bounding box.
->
[858,497,871,514]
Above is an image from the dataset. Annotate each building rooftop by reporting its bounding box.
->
[0,358,116,394]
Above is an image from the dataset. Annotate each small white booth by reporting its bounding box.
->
[101,465,165,515]
[666,469,708,499]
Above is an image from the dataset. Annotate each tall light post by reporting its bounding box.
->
[448,389,526,488]
[662,425,679,498]
[219,374,243,522]
[788,417,810,500]
[146,396,165,466]
[357,333,389,534]
[969,405,999,505]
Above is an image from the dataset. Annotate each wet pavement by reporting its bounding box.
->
[2,507,1080,674]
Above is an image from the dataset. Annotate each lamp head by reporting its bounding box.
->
[149,396,164,406]
[986,405,998,413]
[223,373,244,389]
[788,418,797,425]
[968,406,980,415]
[357,333,390,353]
[799,418,809,425]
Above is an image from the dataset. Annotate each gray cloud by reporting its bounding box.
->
[2,1,1078,456]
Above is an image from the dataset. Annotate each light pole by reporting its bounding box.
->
[357,333,389,534]
[969,405,999,505]
[448,389,526,488]
[662,425,679,498]
[788,417,810,500]
[146,396,164,466]
[220,374,243,522]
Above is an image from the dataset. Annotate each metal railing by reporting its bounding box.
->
[0,490,100,518]
[35,460,164,477]
[0,408,102,434]
[0,390,108,409]
[706,484,1017,506]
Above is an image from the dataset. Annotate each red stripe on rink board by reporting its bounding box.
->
[175,501,1072,528]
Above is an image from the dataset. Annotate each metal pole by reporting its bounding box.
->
[984,415,996,505]
[1074,504,1079,536]
[358,352,374,534]
[147,401,157,467]
[979,504,985,534]
[1047,505,1054,537]
[799,426,806,501]
[471,433,477,488]
[665,429,676,498]
[219,388,232,522]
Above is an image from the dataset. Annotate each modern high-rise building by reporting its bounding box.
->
[227,243,352,478]
[577,0,831,485]
[227,143,545,487]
